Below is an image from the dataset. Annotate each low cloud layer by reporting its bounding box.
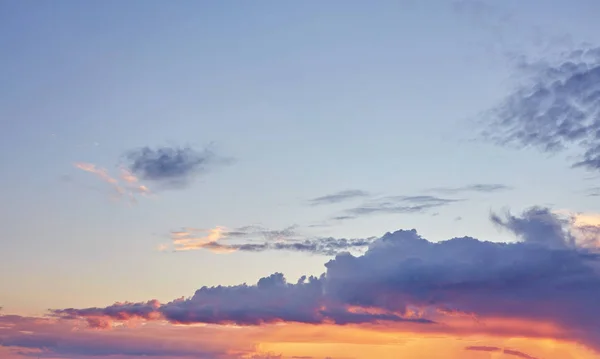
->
[0,314,261,359]
[54,207,600,351]
[123,145,230,188]
[483,44,600,171]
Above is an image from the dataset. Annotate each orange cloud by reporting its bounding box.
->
[164,226,229,252]
[552,210,600,248]
[73,162,152,203]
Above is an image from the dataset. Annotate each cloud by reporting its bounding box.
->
[465,346,538,359]
[123,145,230,188]
[52,272,433,327]
[0,314,259,359]
[342,195,461,217]
[52,207,600,351]
[491,207,600,249]
[587,187,600,197]
[73,162,151,203]
[161,226,376,256]
[308,190,370,206]
[482,44,600,171]
[427,184,513,194]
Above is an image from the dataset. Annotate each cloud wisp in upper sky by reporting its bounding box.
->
[340,195,462,219]
[483,43,600,172]
[123,145,231,189]
[587,187,600,197]
[53,207,600,352]
[427,183,513,194]
[310,185,511,223]
[308,190,371,206]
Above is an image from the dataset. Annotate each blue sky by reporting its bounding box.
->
[1,0,600,320]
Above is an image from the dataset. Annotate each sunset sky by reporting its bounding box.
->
[2,1,600,358]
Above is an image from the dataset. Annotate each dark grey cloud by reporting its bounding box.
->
[309,190,370,206]
[53,207,600,351]
[483,44,600,172]
[53,272,433,327]
[123,145,230,188]
[343,195,462,217]
[491,206,576,249]
[427,183,513,194]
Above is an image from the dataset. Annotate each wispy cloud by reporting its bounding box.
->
[308,190,370,206]
[587,187,600,197]
[52,207,600,352]
[73,162,151,203]
[161,226,375,256]
[123,145,232,189]
[482,44,600,172]
[427,183,513,194]
[341,195,462,218]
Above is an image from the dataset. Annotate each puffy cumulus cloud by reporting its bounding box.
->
[53,272,432,327]
[161,226,375,256]
[492,207,600,249]
[52,207,600,352]
[123,145,232,189]
[483,44,600,171]
[73,162,151,204]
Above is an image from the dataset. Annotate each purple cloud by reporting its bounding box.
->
[483,44,600,172]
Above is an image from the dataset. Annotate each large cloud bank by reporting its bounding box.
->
[53,207,600,350]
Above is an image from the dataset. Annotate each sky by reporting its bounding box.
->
[1,0,600,358]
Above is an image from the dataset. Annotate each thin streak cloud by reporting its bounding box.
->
[73,162,151,203]
[308,190,371,206]
[161,226,375,256]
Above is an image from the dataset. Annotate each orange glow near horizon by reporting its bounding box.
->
[1,313,598,359]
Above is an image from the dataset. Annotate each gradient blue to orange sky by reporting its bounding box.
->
[2,1,600,358]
